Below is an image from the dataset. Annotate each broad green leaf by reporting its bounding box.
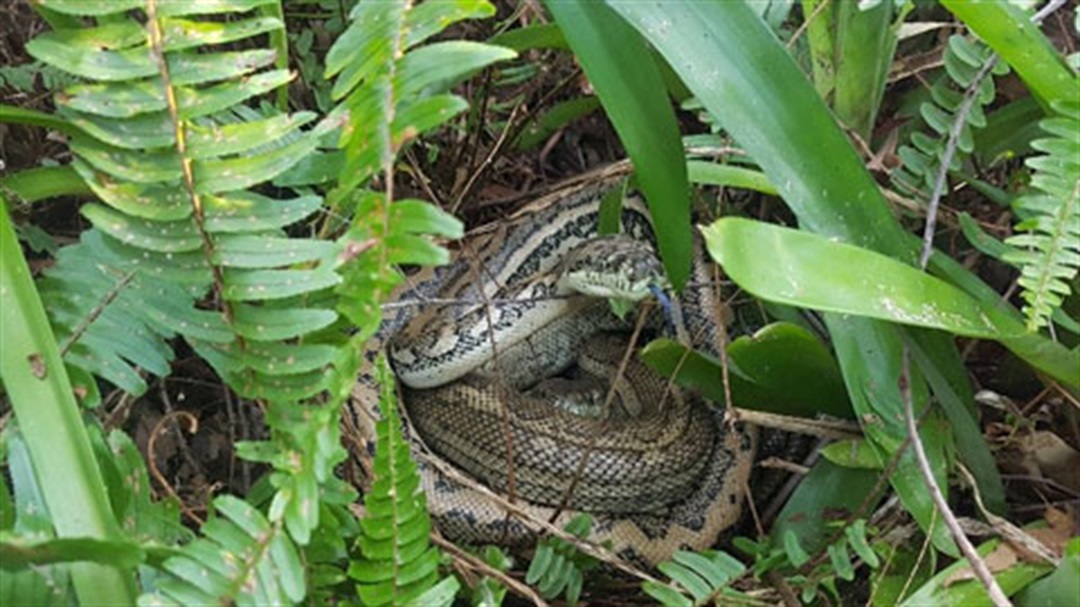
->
[831,1,898,139]
[771,460,879,555]
[0,536,145,570]
[515,97,600,151]
[0,101,78,137]
[0,165,91,204]
[549,0,691,289]
[908,331,1006,514]
[701,217,1079,386]
[1015,538,1080,607]
[1,198,137,604]
[489,23,567,52]
[728,322,851,416]
[821,439,883,470]
[155,0,280,18]
[705,218,1006,332]
[641,322,851,418]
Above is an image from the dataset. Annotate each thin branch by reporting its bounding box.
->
[919,0,1068,268]
[918,55,998,269]
[415,447,662,584]
[900,350,1011,607]
[431,534,551,607]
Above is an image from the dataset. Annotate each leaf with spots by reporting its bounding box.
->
[144,495,306,606]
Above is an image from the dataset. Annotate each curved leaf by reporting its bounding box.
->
[548,0,691,289]
[702,217,1078,386]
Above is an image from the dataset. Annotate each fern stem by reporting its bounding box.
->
[144,0,232,323]
[919,55,999,269]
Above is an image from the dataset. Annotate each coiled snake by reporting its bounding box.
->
[347,169,756,566]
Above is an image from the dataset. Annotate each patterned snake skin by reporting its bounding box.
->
[347,168,757,566]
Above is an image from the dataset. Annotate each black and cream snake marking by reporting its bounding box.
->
[347,167,756,566]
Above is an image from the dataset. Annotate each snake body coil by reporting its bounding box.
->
[348,170,756,566]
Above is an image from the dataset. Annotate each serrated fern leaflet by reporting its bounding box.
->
[27,0,335,401]
[1003,102,1080,331]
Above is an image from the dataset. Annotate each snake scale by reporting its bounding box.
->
[347,168,757,566]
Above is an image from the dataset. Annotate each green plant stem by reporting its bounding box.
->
[0,195,137,605]
[258,2,290,111]
[0,103,80,137]
[0,166,92,204]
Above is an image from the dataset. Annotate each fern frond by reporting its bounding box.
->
[1003,101,1080,331]
[325,0,513,200]
[892,35,1009,200]
[348,355,450,607]
[142,495,305,606]
[26,0,335,402]
[524,514,598,605]
[642,549,750,607]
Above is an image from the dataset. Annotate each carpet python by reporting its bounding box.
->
[346,168,757,566]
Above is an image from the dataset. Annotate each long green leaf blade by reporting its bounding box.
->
[0,197,137,605]
[547,0,691,289]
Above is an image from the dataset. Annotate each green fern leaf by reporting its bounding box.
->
[643,549,749,607]
[348,355,445,607]
[1003,101,1080,331]
[27,0,338,403]
[326,0,512,195]
[143,495,305,606]
[892,34,1008,200]
[524,514,598,605]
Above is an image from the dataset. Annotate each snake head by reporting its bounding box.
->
[557,235,668,303]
